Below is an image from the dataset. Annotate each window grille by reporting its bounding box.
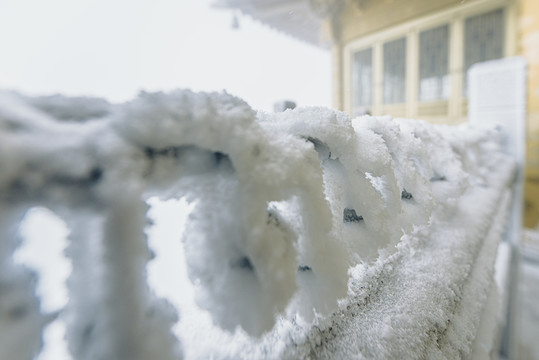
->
[419,24,450,102]
[383,37,407,104]
[464,8,505,94]
[352,48,373,115]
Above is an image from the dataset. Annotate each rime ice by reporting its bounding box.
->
[0,89,515,359]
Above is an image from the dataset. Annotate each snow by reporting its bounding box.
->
[0,89,516,359]
[516,256,539,360]
[515,229,539,359]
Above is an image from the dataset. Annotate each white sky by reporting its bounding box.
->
[0,0,331,111]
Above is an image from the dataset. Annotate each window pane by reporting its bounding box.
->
[464,8,505,93]
[419,25,449,102]
[383,37,406,104]
[352,48,373,115]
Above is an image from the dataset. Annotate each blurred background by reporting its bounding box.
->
[2,0,538,359]
[0,0,331,111]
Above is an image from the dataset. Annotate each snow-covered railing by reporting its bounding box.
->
[0,90,515,359]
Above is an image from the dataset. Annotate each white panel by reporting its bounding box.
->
[468,56,526,360]
[468,56,526,163]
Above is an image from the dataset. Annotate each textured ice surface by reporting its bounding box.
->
[516,239,539,360]
[0,89,515,359]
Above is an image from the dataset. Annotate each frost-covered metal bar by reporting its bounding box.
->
[0,90,515,359]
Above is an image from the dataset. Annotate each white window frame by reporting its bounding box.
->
[343,0,516,123]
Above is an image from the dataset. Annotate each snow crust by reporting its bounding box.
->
[516,229,539,360]
[0,89,515,359]
[516,257,539,360]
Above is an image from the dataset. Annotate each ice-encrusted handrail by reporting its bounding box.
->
[0,90,515,359]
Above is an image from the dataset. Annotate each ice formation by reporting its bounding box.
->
[0,89,515,359]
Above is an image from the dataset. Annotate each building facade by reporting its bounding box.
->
[330,0,538,228]
[218,0,539,228]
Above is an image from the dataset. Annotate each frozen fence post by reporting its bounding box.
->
[63,211,104,360]
[0,92,182,360]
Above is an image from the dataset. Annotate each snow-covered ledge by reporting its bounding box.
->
[0,90,515,359]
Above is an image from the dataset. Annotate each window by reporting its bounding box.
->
[419,25,449,102]
[344,2,510,122]
[383,37,406,104]
[464,8,505,93]
[352,48,373,115]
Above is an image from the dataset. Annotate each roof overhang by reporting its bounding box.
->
[213,0,335,48]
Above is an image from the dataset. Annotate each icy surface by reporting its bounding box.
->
[516,260,539,360]
[516,232,539,360]
[0,89,515,359]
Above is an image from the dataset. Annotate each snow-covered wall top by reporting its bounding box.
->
[0,90,515,359]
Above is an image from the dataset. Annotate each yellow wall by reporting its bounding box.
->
[333,0,539,228]
[518,0,539,228]
[339,0,457,43]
